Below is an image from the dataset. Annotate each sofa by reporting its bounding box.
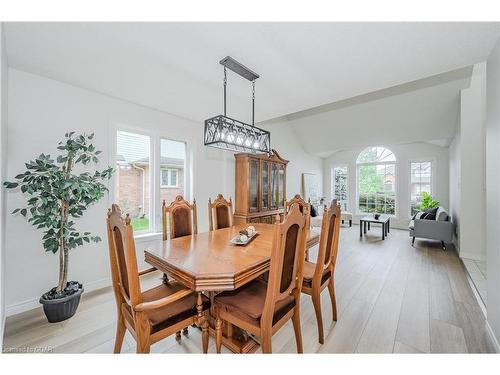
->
[408,206,454,249]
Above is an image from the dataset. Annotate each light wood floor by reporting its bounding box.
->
[3,226,496,353]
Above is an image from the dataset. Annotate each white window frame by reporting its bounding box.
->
[356,147,398,217]
[332,165,349,211]
[110,123,190,240]
[408,158,436,218]
[161,168,179,188]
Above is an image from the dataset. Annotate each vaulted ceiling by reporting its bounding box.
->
[5,23,499,122]
[4,23,499,155]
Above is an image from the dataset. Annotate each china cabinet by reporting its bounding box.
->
[234,149,288,225]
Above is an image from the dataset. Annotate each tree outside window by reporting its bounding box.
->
[333,166,348,210]
[357,147,396,215]
[410,161,432,216]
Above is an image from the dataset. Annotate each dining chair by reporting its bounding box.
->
[208,194,233,231]
[286,194,316,260]
[162,195,198,240]
[106,204,210,353]
[213,204,308,354]
[301,201,341,344]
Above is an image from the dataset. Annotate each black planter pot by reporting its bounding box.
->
[39,285,84,323]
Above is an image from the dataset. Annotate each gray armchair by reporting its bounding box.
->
[409,207,454,249]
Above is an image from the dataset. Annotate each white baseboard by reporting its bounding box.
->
[459,251,487,262]
[486,321,500,353]
[0,313,5,347]
[5,276,112,317]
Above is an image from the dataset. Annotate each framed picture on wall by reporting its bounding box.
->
[302,173,320,204]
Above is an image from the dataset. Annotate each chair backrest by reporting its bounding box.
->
[314,200,341,277]
[262,204,307,326]
[106,204,142,311]
[208,194,233,231]
[162,195,198,240]
[286,194,311,232]
[286,194,310,215]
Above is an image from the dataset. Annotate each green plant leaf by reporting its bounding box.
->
[4,182,19,189]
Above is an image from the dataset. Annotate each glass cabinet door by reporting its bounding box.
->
[278,165,285,208]
[249,159,258,211]
[271,163,279,209]
[261,161,269,209]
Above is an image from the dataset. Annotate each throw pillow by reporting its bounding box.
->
[423,207,438,220]
[310,205,318,217]
[413,211,425,220]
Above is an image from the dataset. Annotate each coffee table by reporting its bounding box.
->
[359,215,390,240]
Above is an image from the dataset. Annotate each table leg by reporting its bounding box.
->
[196,292,209,353]
[360,220,363,237]
[364,221,367,234]
[368,222,371,231]
[382,225,385,240]
[388,219,390,233]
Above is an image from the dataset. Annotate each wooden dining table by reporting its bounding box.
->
[144,223,276,353]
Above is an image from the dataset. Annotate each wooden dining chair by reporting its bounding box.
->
[162,195,198,241]
[286,194,316,260]
[213,204,308,354]
[106,204,210,353]
[208,194,233,231]
[301,201,341,344]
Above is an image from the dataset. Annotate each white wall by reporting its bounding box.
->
[287,71,470,156]
[323,142,450,230]
[449,131,461,250]
[4,68,321,316]
[4,68,238,315]
[486,35,500,350]
[457,63,487,261]
[0,23,9,346]
[260,119,323,198]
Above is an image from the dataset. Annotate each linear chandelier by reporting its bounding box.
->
[204,56,271,154]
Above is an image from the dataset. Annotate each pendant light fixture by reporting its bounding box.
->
[204,56,271,154]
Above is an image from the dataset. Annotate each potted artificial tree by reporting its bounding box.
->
[4,132,113,323]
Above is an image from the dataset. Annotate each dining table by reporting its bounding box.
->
[144,223,277,353]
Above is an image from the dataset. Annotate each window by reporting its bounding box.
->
[410,161,432,216]
[160,138,186,211]
[115,131,188,234]
[332,166,348,210]
[161,169,178,187]
[116,131,151,233]
[357,146,396,215]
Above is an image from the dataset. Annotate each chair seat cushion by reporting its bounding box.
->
[122,281,209,334]
[214,279,295,327]
[302,261,331,288]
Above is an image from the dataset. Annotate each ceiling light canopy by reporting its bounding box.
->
[204,56,271,154]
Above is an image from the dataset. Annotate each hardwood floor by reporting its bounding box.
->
[3,226,496,353]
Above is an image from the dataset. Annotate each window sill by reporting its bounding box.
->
[134,232,163,242]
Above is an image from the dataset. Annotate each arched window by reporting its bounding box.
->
[357,147,396,215]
